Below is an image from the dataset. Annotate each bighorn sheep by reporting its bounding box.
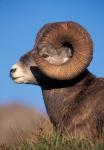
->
[10,22,104,138]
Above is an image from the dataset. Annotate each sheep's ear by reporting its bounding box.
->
[34,22,93,80]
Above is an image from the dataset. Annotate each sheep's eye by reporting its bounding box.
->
[42,54,49,58]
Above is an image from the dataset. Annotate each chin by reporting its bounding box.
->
[12,77,38,85]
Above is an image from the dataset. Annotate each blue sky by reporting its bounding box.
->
[0,0,104,112]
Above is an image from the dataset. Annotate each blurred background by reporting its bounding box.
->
[0,0,104,112]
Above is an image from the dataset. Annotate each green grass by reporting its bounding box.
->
[1,133,104,150]
[15,132,104,150]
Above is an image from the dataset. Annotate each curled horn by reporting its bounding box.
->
[34,22,93,80]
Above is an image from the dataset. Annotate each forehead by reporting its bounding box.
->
[20,50,35,63]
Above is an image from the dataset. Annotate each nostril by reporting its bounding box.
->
[10,68,17,74]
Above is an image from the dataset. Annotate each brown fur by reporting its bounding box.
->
[38,70,104,138]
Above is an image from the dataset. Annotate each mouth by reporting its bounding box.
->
[11,76,24,83]
[12,76,22,79]
[11,75,23,80]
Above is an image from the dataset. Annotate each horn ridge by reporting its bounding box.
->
[34,22,93,80]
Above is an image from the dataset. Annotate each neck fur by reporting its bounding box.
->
[41,70,95,129]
